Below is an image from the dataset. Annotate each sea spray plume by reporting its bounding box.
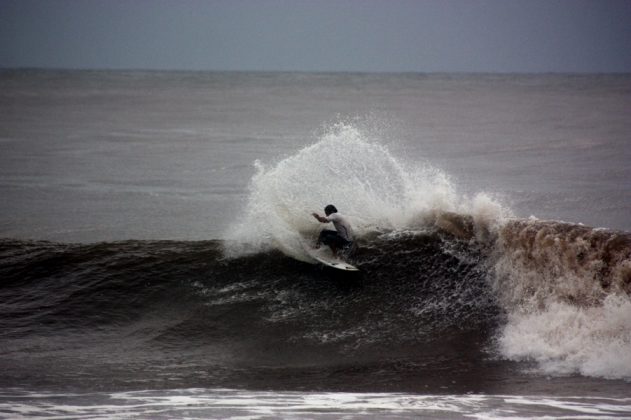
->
[224,123,460,257]
[491,219,631,379]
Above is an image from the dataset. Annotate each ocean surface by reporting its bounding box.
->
[0,70,630,418]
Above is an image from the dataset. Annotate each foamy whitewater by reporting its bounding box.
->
[494,220,631,379]
[1,71,630,418]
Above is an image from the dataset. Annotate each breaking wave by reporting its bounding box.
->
[493,219,631,379]
[223,122,631,380]
[1,123,629,386]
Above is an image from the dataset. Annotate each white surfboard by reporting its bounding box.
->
[300,241,359,271]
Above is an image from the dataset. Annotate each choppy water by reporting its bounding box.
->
[0,70,630,418]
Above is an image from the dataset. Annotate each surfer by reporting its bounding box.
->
[311,204,354,257]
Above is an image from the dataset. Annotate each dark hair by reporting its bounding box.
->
[324,204,337,215]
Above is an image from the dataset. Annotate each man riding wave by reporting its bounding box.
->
[311,204,354,257]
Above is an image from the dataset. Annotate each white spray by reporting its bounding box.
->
[224,123,470,258]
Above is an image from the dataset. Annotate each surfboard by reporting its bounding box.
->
[300,241,359,271]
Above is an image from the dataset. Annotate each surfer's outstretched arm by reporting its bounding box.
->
[312,213,329,223]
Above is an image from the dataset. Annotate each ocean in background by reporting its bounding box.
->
[0,71,630,418]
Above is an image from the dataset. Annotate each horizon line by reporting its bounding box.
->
[2,66,631,77]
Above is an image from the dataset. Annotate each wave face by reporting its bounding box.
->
[0,234,499,392]
[1,224,629,392]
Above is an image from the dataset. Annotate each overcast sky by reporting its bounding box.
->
[1,0,630,73]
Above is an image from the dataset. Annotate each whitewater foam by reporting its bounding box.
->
[499,295,631,379]
[2,389,630,419]
[493,219,631,380]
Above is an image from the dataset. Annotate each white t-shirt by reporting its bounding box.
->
[324,213,353,241]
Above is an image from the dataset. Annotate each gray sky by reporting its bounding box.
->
[1,0,630,73]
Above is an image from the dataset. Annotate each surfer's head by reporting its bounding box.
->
[324,204,337,216]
